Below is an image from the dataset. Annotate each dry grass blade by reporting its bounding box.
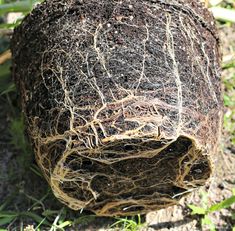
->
[0,50,11,64]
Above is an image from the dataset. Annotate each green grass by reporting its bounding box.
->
[223,61,235,145]
[0,0,43,15]
[110,215,145,231]
[0,0,235,230]
[188,189,235,231]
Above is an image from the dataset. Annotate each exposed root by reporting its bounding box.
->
[11,0,223,216]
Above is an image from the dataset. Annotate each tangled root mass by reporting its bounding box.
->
[11,0,223,216]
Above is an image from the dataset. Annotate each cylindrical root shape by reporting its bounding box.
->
[11,0,223,216]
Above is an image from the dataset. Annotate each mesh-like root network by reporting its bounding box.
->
[11,0,223,216]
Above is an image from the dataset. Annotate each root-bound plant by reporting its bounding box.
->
[11,0,223,216]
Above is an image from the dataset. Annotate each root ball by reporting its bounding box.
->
[11,0,223,216]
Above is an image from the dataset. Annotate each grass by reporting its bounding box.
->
[223,60,235,145]
[188,189,235,231]
[0,0,42,15]
[110,215,145,231]
[0,0,234,230]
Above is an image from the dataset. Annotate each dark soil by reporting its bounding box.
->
[11,0,223,216]
[145,24,235,231]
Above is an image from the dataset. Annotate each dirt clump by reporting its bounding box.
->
[11,0,223,216]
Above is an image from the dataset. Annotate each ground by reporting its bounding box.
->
[0,1,234,231]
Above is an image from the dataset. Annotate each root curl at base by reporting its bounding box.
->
[47,135,211,216]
